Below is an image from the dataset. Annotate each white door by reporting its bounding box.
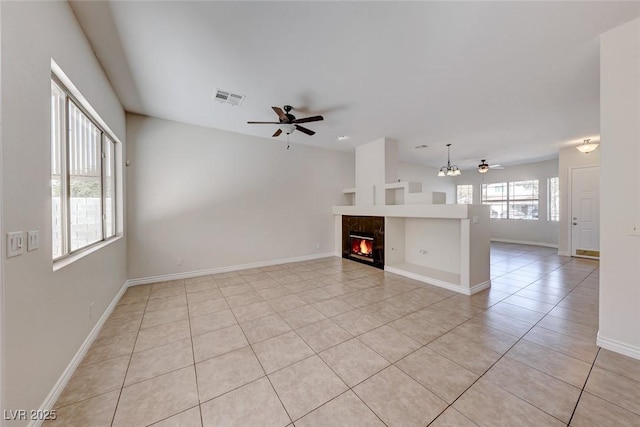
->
[571,167,600,258]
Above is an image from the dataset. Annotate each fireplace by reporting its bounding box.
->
[349,233,374,262]
[342,216,384,269]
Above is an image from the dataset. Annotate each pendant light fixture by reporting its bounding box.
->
[576,138,599,154]
[438,144,461,177]
[477,160,490,174]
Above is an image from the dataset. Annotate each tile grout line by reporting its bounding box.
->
[109,286,153,427]
[566,347,601,426]
[184,277,207,427]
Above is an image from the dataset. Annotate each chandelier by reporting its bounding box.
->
[438,144,461,177]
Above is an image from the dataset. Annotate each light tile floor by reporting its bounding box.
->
[47,243,640,426]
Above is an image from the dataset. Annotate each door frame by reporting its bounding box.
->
[569,165,600,259]
[0,2,5,419]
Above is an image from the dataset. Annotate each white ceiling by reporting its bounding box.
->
[70,1,639,170]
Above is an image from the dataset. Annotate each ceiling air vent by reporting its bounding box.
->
[213,89,245,106]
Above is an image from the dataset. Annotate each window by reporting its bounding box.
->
[456,185,473,204]
[548,177,559,221]
[51,77,118,260]
[482,180,539,220]
[482,182,508,219]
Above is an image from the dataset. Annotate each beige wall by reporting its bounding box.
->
[126,114,354,280]
[2,1,127,420]
[599,18,640,359]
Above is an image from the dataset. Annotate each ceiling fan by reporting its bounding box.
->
[247,105,324,137]
[477,160,504,174]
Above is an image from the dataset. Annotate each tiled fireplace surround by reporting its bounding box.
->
[341,215,385,269]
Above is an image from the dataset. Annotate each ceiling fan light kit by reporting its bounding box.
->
[438,144,461,177]
[478,160,490,174]
[247,104,324,138]
[576,138,599,153]
[280,124,296,135]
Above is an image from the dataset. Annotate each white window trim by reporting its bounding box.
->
[53,235,123,272]
[51,60,123,268]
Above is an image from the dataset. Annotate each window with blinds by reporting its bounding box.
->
[51,77,118,260]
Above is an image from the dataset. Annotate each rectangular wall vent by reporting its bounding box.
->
[213,89,245,106]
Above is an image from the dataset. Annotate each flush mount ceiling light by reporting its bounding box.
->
[337,136,349,141]
[438,144,461,177]
[576,138,599,154]
[478,159,490,174]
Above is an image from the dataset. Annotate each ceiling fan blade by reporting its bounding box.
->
[293,115,324,124]
[272,129,282,137]
[272,107,287,121]
[247,121,281,124]
[295,125,315,136]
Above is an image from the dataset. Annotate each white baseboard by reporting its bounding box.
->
[557,250,571,256]
[597,333,640,361]
[126,252,336,287]
[28,282,128,427]
[384,265,490,296]
[491,238,558,249]
[469,280,492,295]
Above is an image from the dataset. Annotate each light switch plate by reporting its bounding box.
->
[27,230,39,251]
[7,231,24,257]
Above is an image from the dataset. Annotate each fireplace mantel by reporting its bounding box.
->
[332,204,473,219]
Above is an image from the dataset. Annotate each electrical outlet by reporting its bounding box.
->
[316,243,321,249]
[630,225,640,236]
[177,258,183,266]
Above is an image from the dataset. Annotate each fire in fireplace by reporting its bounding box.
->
[349,234,374,262]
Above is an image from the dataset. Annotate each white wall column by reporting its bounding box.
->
[355,138,398,206]
[598,17,640,359]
